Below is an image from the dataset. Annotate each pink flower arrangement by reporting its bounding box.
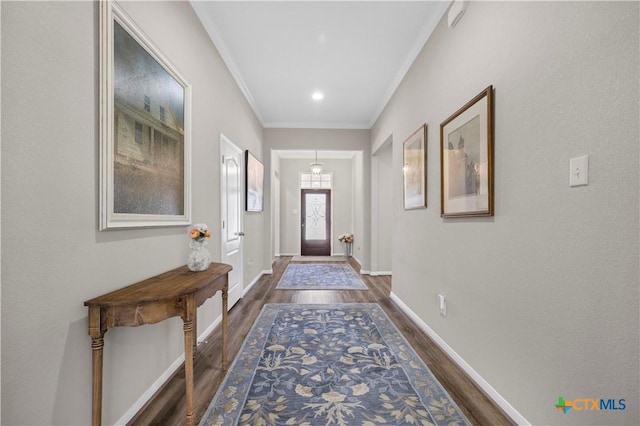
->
[338,233,354,243]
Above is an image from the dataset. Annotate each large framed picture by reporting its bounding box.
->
[440,86,494,218]
[99,1,192,229]
[403,124,427,210]
[245,150,264,212]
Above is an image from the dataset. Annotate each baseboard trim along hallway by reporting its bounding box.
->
[389,292,530,426]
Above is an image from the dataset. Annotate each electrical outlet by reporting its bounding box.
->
[569,155,589,187]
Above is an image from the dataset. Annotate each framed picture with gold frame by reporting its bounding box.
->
[440,86,494,218]
[403,124,427,210]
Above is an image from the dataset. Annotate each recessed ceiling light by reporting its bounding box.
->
[312,92,324,101]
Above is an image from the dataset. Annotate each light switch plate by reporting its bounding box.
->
[438,294,446,317]
[569,155,589,187]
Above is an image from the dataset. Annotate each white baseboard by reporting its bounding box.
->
[114,315,223,425]
[244,270,272,296]
[115,356,185,425]
[370,271,392,276]
[351,256,369,275]
[389,292,529,426]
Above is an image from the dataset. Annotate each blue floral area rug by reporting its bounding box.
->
[199,304,471,426]
[275,263,368,290]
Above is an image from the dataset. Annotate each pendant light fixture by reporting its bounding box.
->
[310,150,323,175]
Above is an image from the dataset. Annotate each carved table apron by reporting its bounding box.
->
[84,263,232,426]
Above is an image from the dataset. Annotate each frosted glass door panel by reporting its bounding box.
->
[305,193,327,240]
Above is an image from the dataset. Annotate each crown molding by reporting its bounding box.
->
[263,121,371,130]
[190,1,265,125]
[367,1,449,128]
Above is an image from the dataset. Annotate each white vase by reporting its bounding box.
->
[187,239,211,271]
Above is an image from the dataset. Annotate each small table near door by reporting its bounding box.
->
[84,262,232,426]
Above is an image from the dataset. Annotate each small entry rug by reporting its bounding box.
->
[276,263,368,290]
[199,303,470,426]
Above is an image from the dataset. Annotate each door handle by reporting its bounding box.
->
[235,232,245,236]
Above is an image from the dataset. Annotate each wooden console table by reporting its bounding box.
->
[84,262,232,426]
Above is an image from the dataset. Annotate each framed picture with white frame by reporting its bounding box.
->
[99,1,192,229]
[245,150,264,212]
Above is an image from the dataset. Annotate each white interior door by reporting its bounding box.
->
[220,134,243,309]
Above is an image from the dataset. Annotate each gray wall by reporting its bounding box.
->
[278,158,353,255]
[1,2,264,424]
[372,2,639,425]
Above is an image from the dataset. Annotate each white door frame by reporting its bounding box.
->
[273,170,280,257]
[371,135,393,276]
[297,171,334,255]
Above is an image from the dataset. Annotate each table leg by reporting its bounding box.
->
[222,288,228,370]
[183,317,195,426]
[183,293,198,426]
[91,336,104,426]
[192,310,198,360]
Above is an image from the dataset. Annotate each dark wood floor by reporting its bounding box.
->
[129,256,515,425]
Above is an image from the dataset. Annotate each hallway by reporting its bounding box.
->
[130,257,514,425]
[2,2,638,424]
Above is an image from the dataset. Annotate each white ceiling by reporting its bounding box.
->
[190,1,449,130]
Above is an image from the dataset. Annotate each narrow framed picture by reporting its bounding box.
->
[99,1,192,229]
[245,150,264,212]
[440,86,494,218]
[403,124,428,210]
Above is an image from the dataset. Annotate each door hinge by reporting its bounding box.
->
[222,220,225,229]
[222,155,225,164]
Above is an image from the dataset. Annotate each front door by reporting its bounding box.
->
[220,134,243,309]
[301,189,331,256]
